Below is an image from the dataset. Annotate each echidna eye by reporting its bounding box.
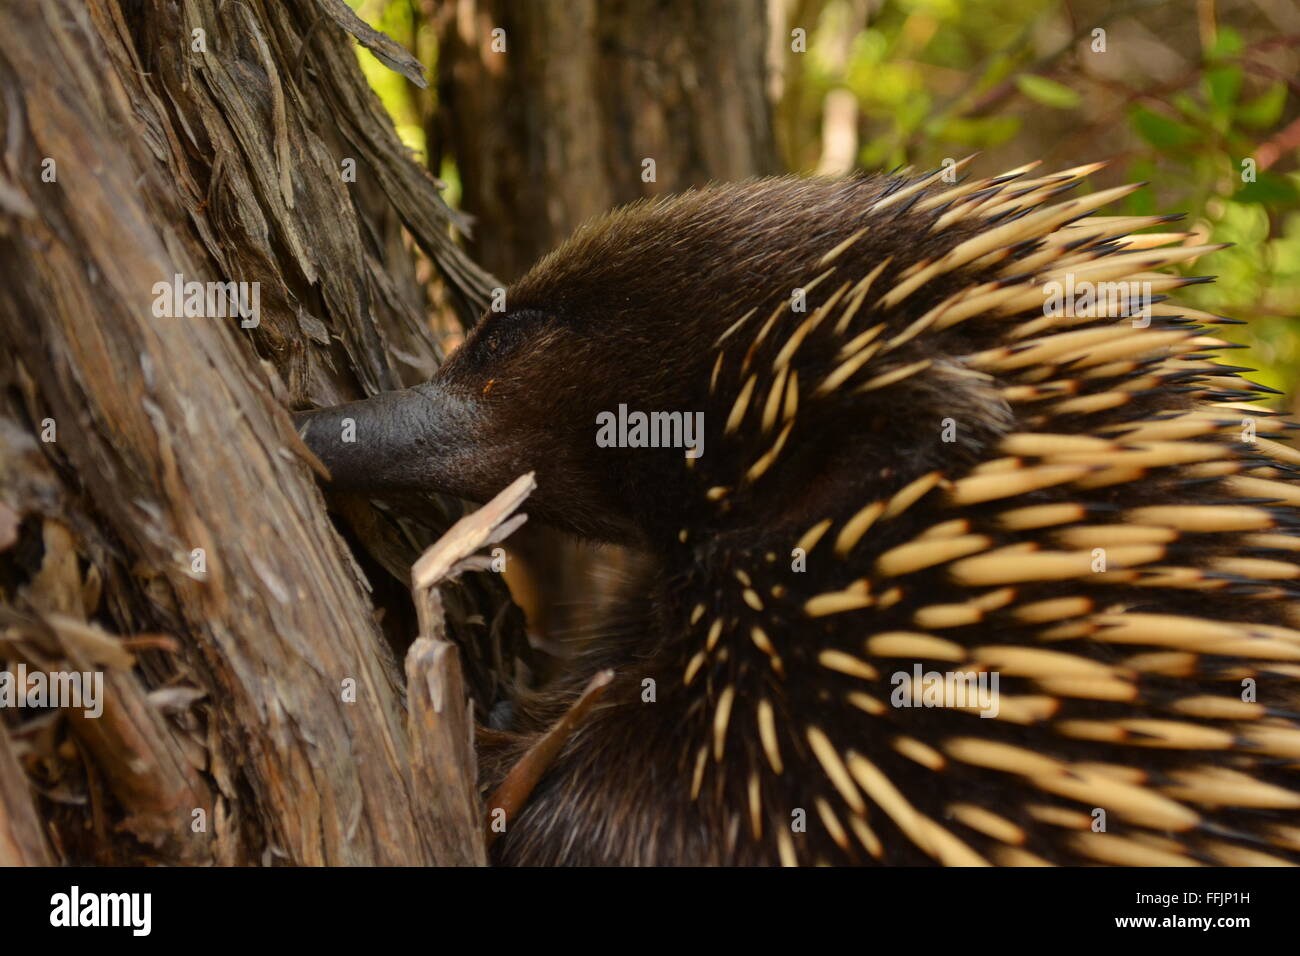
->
[506,308,547,327]
[482,308,547,356]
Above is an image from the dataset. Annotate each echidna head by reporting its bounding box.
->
[298,177,1012,545]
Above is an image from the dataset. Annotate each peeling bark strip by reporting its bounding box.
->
[405,639,484,867]
[403,473,535,865]
[0,722,51,866]
[0,0,517,865]
[315,0,427,88]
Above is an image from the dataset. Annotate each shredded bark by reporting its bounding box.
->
[0,0,523,865]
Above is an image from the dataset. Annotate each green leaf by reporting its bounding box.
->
[1233,172,1300,206]
[937,114,1021,147]
[983,51,1020,87]
[1238,83,1287,129]
[1203,66,1242,114]
[1131,106,1201,149]
[1014,74,1081,109]
[1172,92,1209,124]
[1207,26,1244,60]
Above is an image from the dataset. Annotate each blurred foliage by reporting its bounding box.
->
[351,0,1300,405]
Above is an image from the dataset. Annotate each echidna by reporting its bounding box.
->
[297,161,1300,866]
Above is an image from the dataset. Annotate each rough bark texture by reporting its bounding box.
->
[0,0,523,865]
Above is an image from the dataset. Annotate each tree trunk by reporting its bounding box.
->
[0,0,524,865]
[436,0,780,283]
